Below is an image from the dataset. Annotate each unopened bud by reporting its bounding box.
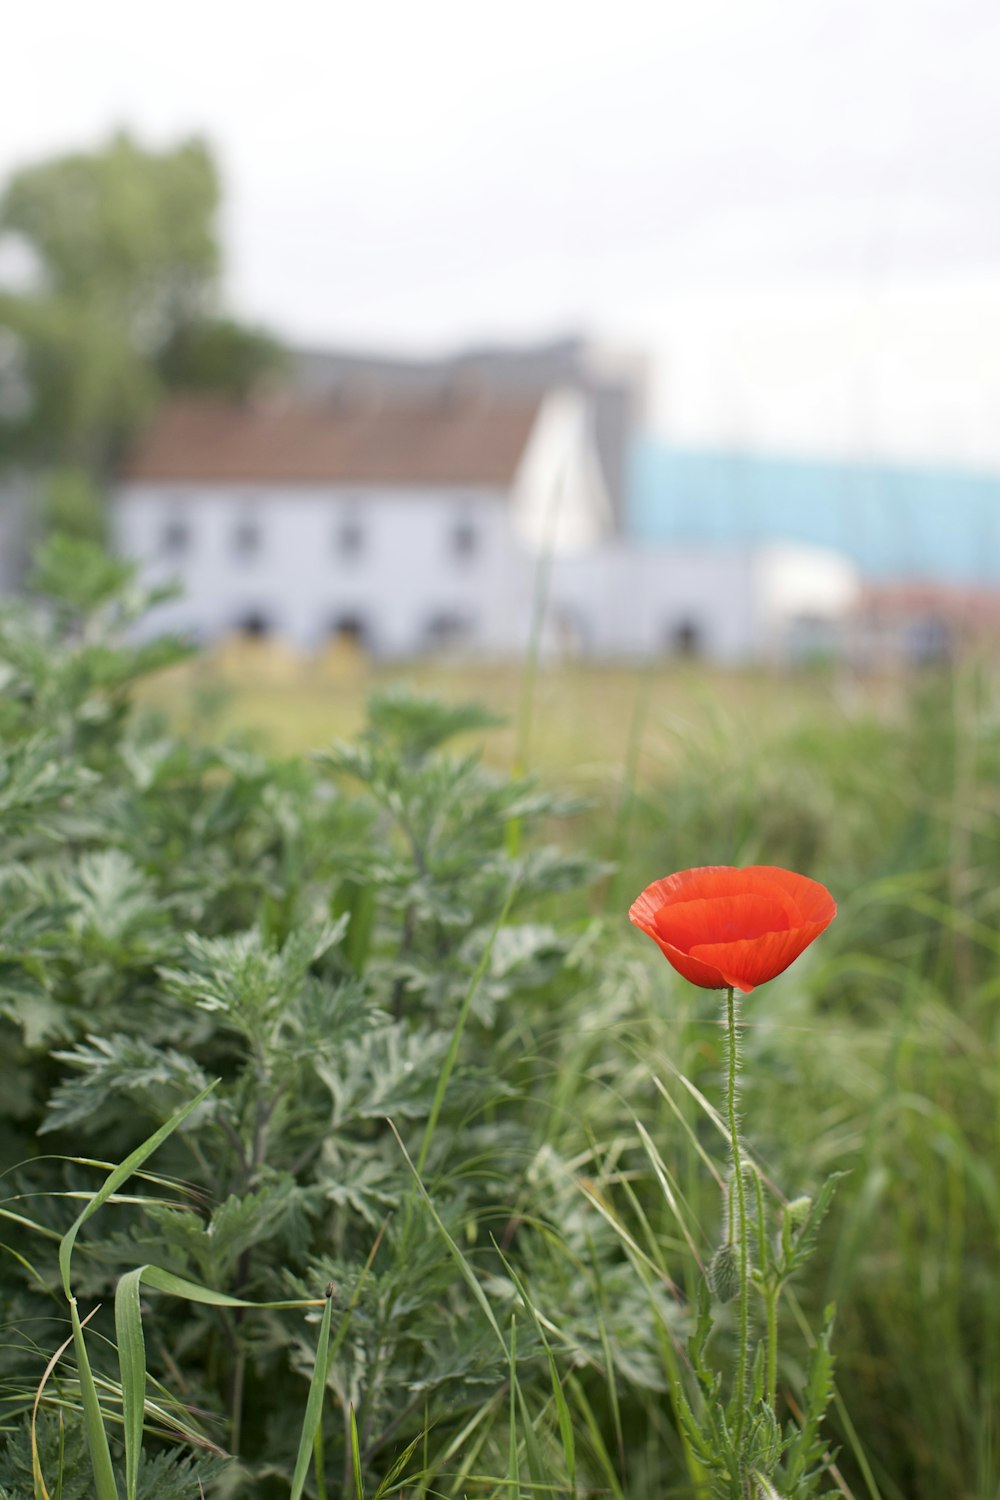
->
[708,1243,740,1303]
[785,1196,812,1233]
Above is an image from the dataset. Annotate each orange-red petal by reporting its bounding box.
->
[628,865,836,992]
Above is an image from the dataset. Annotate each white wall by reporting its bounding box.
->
[510,387,614,554]
[115,486,847,663]
[546,545,759,660]
[114,484,530,655]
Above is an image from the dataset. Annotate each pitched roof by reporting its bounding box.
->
[294,338,641,520]
[122,393,541,488]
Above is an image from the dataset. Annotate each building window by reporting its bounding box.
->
[336,518,364,557]
[233,515,261,559]
[424,611,474,651]
[451,518,478,561]
[237,611,271,639]
[161,514,190,555]
[671,619,702,657]
[330,614,369,650]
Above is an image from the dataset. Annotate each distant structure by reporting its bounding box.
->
[113,343,858,662]
[630,442,1000,585]
[12,336,999,666]
[293,336,641,531]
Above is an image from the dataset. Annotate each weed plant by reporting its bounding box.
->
[0,538,996,1499]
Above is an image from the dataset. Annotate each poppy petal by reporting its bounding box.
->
[690,918,834,992]
[654,892,799,950]
[643,932,728,989]
[629,865,836,992]
[737,866,837,925]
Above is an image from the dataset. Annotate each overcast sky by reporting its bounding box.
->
[3,0,1000,465]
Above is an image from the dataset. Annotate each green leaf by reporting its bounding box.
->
[388,1121,506,1354]
[121,1262,324,1312]
[58,1081,219,1299]
[289,1288,334,1500]
[115,1269,146,1500]
[70,1297,119,1500]
[496,1248,576,1493]
[349,1405,365,1500]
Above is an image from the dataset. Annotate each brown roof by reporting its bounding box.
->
[122,392,541,487]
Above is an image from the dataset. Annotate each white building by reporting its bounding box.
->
[114,386,860,663]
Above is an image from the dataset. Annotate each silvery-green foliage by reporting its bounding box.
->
[0,538,625,1496]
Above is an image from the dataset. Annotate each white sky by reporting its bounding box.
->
[3,0,1000,466]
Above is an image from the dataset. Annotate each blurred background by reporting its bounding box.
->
[2,0,1000,733]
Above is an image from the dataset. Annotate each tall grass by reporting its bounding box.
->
[599,661,1000,1500]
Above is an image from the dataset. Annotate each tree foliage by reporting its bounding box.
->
[0,131,283,479]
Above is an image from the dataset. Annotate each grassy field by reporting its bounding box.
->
[139,637,901,782]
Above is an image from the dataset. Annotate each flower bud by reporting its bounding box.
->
[708,1243,741,1303]
[785,1196,812,1233]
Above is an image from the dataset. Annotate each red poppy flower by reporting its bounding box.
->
[629,865,836,994]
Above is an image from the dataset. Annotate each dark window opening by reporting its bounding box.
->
[237,611,271,639]
[162,517,190,555]
[330,614,368,650]
[425,612,473,650]
[451,519,478,560]
[337,519,365,557]
[671,619,702,657]
[233,517,261,557]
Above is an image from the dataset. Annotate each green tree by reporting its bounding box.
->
[157,314,287,399]
[0,131,284,480]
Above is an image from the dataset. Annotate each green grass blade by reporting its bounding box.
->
[58,1080,218,1299]
[389,1121,505,1353]
[111,1260,324,1496]
[71,1297,119,1500]
[371,1433,423,1499]
[114,1269,146,1500]
[414,877,518,1178]
[566,1374,626,1500]
[350,1404,366,1500]
[496,1247,576,1493]
[514,1381,548,1492]
[31,1312,98,1500]
[507,1315,520,1498]
[133,1262,323,1310]
[289,1287,334,1500]
[634,1116,706,1269]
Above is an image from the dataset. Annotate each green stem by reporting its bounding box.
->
[765,1283,779,1412]
[752,1166,780,1414]
[230,1344,245,1457]
[725,985,751,1437]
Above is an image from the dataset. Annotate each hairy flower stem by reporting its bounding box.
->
[725,985,751,1439]
[765,1283,779,1412]
[752,1166,780,1415]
